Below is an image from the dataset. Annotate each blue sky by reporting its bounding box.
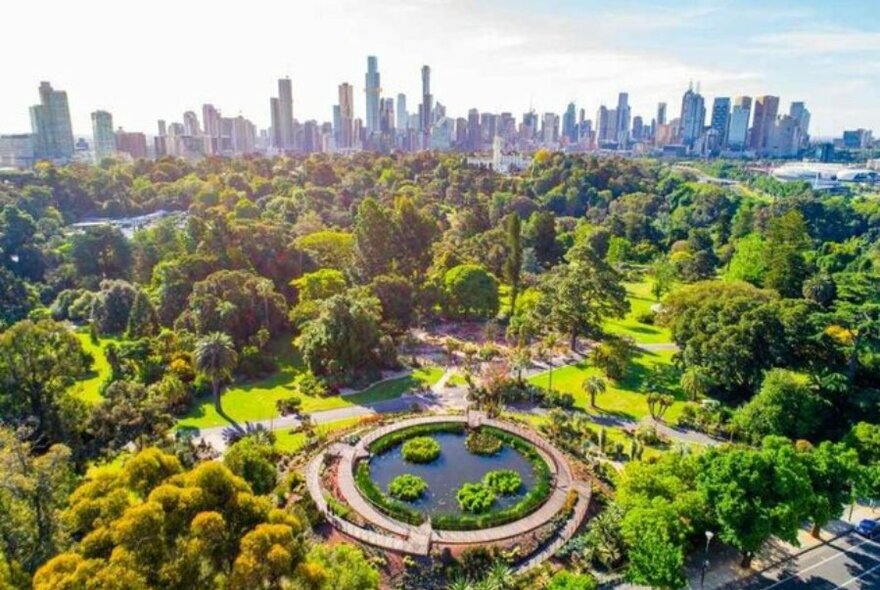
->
[2,0,878,137]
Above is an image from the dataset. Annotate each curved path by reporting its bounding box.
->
[309,412,591,564]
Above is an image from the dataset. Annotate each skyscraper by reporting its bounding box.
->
[29,81,75,161]
[277,77,294,149]
[728,96,752,150]
[202,104,221,154]
[750,95,779,154]
[467,108,481,151]
[91,110,115,162]
[562,102,577,143]
[789,102,811,147]
[270,97,282,148]
[421,66,432,136]
[596,106,611,142]
[678,84,706,148]
[337,83,354,149]
[365,56,381,134]
[710,97,731,148]
[656,102,667,126]
[183,111,201,137]
[616,92,631,144]
[396,94,408,131]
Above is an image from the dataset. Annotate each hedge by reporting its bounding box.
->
[367,422,465,455]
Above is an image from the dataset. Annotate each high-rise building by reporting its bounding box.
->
[421,65,432,137]
[336,83,355,149]
[562,103,577,143]
[396,94,408,131]
[656,102,667,126]
[0,135,35,169]
[616,92,631,144]
[115,129,148,159]
[789,102,811,147]
[596,106,611,142]
[632,116,644,141]
[466,108,481,151]
[277,77,294,149]
[365,56,381,134]
[381,98,395,135]
[541,112,559,145]
[769,115,801,157]
[728,96,752,150]
[678,84,706,148]
[91,110,116,161]
[202,104,221,154]
[750,95,779,154]
[29,81,75,162]
[709,97,731,148]
[183,111,201,137]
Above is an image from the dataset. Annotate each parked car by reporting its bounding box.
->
[854,519,878,539]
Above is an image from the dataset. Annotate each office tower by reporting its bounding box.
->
[454,117,468,148]
[616,92,631,144]
[596,106,611,142]
[230,116,256,154]
[467,108,481,151]
[789,102,811,147]
[91,110,116,161]
[115,129,148,159]
[29,81,75,161]
[520,111,538,141]
[769,115,801,157]
[750,95,779,154]
[157,120,167,137]
[380,98,395,134]
[277,77,294,148]
[270,98,282,148]
[562,102,577,143]
[656,102,667,126]
[202,104,221,154]
[435,102,447,120]
[480,112,496,143]
[421,65,432,135]
[0,135,35,169]
[541,113,559,145]
[842,129,873,149]
[710,97,731,147]
[183,111,201,136]
[678,84,706,147]
[365,56,381,134]
[727,96,752,150]
[632,116,644,141]
[336,83,354,149]
[396,94,408,131]
[430,117,454,151]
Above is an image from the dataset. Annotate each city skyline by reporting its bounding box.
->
[2,0,879,138]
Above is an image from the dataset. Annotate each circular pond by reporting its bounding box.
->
[367,430,538,516]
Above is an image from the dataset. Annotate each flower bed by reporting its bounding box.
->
[388,474,428,501]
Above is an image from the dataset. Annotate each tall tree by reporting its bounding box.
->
[503,213,523,316]
[194,332,237,414]
[353,198,396,280]
[764,209,811,298]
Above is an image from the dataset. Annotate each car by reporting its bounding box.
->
[854,519,878,539]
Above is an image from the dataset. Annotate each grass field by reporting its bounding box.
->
[274,417,364,453]
[603,280,673,344]
[70,332,115,404]
[178,337,443,429]
[528,348,686,422]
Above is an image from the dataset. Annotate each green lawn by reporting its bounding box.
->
[274,417,364,453]
[70,332,115,404]
[528,348,687,422]
[177,336,443,430]
[603,280,673,345]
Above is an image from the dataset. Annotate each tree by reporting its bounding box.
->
[725,233,768,286]
[647,393,675,421]
[90,279,138,335]
[443,264,499,320]
[732,369,826,444]
[126,289,157,339]
[764,209,811,298]
[303,544,379,590]
[625,525,686,590]
[87,381,173,455]
[0,429,74,579]
[393,197,437,281]
[0,320,90,448]
[369,274,415,331]
[532,242,629,350]
[799,441,859,537]
[650,257,676,301]
[802,274,836,308]
[353,197,396,280]
[224,436,278,495]
[194,332,238,414]
[547,570,598,590]
[583,375,607,408]
[503,213,523,315]
[680,366,712,402]
[524,210,562,268]
[590,337,634,380]
[294,229,355,270]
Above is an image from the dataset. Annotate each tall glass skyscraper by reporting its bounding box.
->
[91,110,116,162]
[29,82,75,161]
[365,56,381,134]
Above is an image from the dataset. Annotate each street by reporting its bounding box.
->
[727,533,880,589]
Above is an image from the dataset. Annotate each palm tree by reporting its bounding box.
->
[485,561,515,590]
[583,375,607,408]
[195,332,238,414]
[680,366,711,401]
[446,576,474,590]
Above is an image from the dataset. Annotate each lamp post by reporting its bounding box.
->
[700,530,715,589]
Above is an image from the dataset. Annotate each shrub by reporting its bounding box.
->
[401,436,441,463]
[483,470,522,495]
[457,482,496,513]
[368,422,464,455]
[299,372,331,397]
[541,390,575,409]
[276,396,303,416]
[465,430,503,455]
[388,474,428,501]
[634,423,661,446]
[354,462,424,525]
[635,310,655,325]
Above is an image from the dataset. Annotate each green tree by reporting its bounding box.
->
[443,264,499,320]
[524,210,562,268]
[294,230,355,270]
[680,366,712,402]
[625,525,686,590]
[194,332,238,414]
[87,381,173,455]
[224,436,277,495]
[583,375,607,408]
[725,233,767,286]
[764,210,811,297]
[304,544,379,590]
[503,213,523,316]
[732,369,826,444]
[126,289,157,339]
[353,197,396,280]
[547,570,598,590]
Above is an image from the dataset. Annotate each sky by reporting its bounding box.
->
[2,0,878,139]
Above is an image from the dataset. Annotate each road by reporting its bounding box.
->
[724,533,880,589]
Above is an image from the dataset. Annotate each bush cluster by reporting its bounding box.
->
[275,396,302,416]
[368,422,464,455]
[482,469,522,495]
[354,462,424,525]
[456,482,496,513]
[388,474,428,501]
[401,436,441,463]
[465,430,503,455]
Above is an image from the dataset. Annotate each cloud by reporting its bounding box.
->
[748,29,880,56]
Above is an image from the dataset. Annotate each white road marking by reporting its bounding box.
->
[762,536,878,590]
[835,559,880,588]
